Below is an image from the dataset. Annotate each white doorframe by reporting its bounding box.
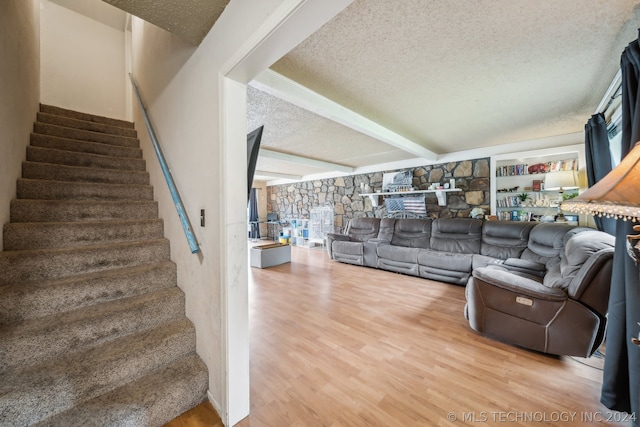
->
[217,1,354,425]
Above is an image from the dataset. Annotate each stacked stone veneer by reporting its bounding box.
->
[267,158,490,231]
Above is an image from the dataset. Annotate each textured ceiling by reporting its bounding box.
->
[251,0,640,181]
[101,0,229,45]
[247,86,415,173]
[49,0,640,183]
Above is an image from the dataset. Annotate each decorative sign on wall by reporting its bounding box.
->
[382,170,413,192]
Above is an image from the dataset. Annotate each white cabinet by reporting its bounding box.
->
[289,218,309,246]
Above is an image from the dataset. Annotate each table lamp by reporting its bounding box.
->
[544,170,579,222]
[562,142,640,262]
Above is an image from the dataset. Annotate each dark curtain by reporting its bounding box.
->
[601,31,640,427]
[584,113,616,234]
[248,188,260,239]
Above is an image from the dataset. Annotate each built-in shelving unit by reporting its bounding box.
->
[360,188,462,207]
[491,146,585,223]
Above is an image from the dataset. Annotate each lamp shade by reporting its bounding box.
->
[562,142,640,222]
[544,170,579,192]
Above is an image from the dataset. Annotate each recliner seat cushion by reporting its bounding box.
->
[544,230,615,291]
[520,223,573,268]
[418,249,473,285]
[430,218,482,254]
[345,218,381,242]
[480,221,535,259]
[390,219,432,248]
[376,244,419,276]
[332,241,365,265]
[418,249,473,272]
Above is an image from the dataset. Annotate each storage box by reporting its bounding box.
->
[250,243,291,268]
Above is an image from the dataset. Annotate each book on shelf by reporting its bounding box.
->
[496,158,578,177]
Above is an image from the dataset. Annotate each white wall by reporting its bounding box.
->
[130,1,353,425]
[0,0,40,251]
[40,0,125,120]
[130,16,227,422]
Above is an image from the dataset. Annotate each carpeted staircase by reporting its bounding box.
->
[0,105,209,426]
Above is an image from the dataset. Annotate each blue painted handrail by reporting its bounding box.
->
[128,74,200,254]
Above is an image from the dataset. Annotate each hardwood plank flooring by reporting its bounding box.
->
[164,401,223,427]
[171,245,631,426]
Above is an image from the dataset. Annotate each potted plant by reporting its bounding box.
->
[518,192,530,207]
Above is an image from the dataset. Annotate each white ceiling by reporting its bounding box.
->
[48,0,640,184]
[250,0,640,182]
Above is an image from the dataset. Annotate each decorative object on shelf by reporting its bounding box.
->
[497,159,577,177]
[497,186,519,193]
[528,163,548,174]
[544,170,579,222]
[382,170,413,192]
[518,192,530,206]
[470,207,485,219]
[361,188,461,207]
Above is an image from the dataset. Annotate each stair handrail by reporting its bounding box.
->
[128,73,200,254]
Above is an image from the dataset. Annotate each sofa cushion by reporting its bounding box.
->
[377,245,419,276]
[377,218,396,241]
[377,244,418,263]
[430,218,482,254]
[480,221,535,259]
[390,219,432,248]
[520,223,574,268]
[472,254,507,270]
[345,217,381,242]
[418,249,473,272]
[332,241,365,266]
[543,230,615,291]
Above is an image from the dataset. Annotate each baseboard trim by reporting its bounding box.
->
[207,390,225,426]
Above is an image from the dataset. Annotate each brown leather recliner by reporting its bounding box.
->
[465,229,615,357]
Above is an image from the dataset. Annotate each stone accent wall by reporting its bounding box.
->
[267,158,490,231]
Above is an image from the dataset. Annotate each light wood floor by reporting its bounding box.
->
[169,245,630,427]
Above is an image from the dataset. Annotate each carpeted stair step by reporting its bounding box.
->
[40,104,134,129]
[22,161,150,186]
[3,219,164,250]
[16,178,154,201]
[9,199,159,223]
[0,318,197,426]
[0,261,177,326]
[0,287,187,374]
[27,145,146,171]
[30,133,143,159]
[0,239,170,285]
[1,105,208,425]
[33,122,139,148]
[34,353,208,427]
[37,112,138,138]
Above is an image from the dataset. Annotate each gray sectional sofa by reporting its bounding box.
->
[326,217,615,357]
[327,217,536,286]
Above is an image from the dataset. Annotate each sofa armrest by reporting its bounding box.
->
[363,238,390,268]
[502,258,546,277]
[326,233,351,258]
[473,267,566,301]
[326,233,350,242]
